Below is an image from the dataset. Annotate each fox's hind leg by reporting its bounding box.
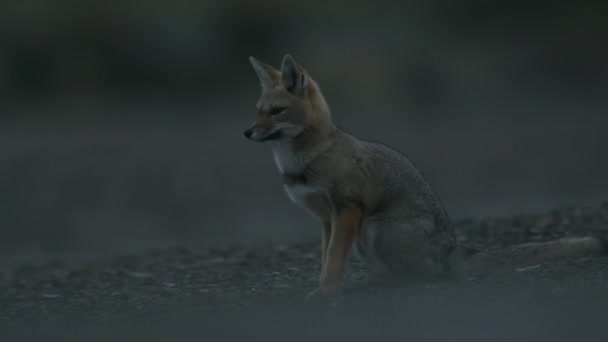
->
[358,215,454,281]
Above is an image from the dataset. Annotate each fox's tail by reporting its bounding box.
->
[458,236,607,276]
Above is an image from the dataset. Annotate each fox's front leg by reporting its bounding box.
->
[320,220,331,277]
[308,203,361,298]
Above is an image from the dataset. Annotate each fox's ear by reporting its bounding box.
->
[249,56,279,89]
[281,55,307,94]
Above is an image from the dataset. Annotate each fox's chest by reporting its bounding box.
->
[284,184,317,207]
[282,174,331,220]
[273,143,301,174]
[273,143,332,219]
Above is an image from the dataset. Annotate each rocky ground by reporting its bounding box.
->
[2,202,608,341]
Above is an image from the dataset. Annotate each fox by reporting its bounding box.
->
[243,54,607,298]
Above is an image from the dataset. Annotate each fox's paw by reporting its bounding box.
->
[304,288,328,302]
[304,287,339,302]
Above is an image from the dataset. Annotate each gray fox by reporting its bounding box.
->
[243,54,606,297]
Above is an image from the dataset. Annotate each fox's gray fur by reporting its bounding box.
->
[244,55,607,297]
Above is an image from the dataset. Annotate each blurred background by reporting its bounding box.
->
[1,0,607,265]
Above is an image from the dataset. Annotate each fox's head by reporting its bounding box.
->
[244,55,331,142]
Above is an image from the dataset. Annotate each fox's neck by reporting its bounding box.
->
[300,83,335,144]
[308,81,331,122]
[273,116,335,175]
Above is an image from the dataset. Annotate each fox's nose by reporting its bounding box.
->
[244,129,253,139]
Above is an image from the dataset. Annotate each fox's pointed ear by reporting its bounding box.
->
[281,55,307,94]
[249,56,279,90]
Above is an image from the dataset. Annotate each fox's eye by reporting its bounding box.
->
[269,107,286,115]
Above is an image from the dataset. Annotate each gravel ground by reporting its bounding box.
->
[2,202,608,341]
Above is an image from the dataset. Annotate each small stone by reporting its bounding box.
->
[515,264,542,273]
[120,268,153,279]
[41,293,61,299]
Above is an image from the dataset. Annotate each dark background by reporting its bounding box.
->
[1,0,607,267]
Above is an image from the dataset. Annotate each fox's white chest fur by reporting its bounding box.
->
[272,142,301,174]
[273,143,324,213]
[284,184,316,208]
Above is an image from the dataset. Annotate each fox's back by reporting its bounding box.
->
[320,130,450,221]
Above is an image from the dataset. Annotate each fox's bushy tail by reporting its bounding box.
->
[458,236,607,276]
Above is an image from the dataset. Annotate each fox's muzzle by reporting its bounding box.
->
[244,127,283,142]
[243,128,253,139]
